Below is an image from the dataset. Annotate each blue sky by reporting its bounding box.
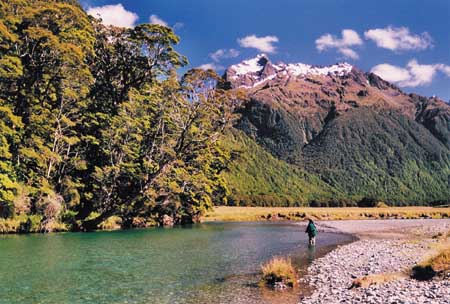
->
[82,0,450,101]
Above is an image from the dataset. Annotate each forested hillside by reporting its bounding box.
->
[221,55,450,206]
[0,0,240,231]
[219,129,344,206]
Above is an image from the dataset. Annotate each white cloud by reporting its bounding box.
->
[364,27,433,51]
[209,49,240,62]
[371,60,450,87]
[437,64,450,77]
[149,14,168,27]
[237,35,279,53]
[197,63,224,71]
[371,64,411,84]
[338,48,359,60]
[87,4,138,28]
[315,29,363,60]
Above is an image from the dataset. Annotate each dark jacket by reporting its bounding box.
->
[305,222,317,237]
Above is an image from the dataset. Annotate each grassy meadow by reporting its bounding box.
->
[203,206,450,222]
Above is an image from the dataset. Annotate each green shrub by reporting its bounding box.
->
[18,215,42,233]
[61,210,78,231]
[357,197,378,207]
[99,216,122,230]
[0,215,44,233]
[310,200,320,207]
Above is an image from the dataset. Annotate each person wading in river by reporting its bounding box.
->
[305,219,317,246]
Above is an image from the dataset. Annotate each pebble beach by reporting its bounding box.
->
[300,219,450,304]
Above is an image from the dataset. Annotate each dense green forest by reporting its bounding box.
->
[219,129,345,206]
[219,128,450,208]
[1,0,448,233]
[301,108,450,204]
[0,0,242,231]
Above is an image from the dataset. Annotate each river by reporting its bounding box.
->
[0,222,353,304]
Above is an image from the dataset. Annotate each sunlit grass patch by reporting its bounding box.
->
[261,256,297,288]
[412,235,450,280]
[204,206,450,222]
[430,249,450,273]
[350,272,406,288]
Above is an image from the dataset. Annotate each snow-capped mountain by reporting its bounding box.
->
[222,54,450,203]
[224,54,353,88]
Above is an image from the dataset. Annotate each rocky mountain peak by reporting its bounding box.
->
[224,54,354,89]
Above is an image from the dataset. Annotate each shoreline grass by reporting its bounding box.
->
[350,272,407,289]
[412,233,450,280]
[261,256,298,288]
[203,206,450,222]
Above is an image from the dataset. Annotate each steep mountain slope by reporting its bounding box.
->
[221,55,450,204]
[219,129,343,206]
[302,108,450,202]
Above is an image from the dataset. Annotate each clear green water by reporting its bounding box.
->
[0,222,353,304]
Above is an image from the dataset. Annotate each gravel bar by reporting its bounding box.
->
[299,219,450,304]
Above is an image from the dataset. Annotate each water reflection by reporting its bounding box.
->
[0,222,353,304]
[307,244,316,264]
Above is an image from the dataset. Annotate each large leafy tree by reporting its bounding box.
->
[0,102,22,218]
[0,4,22,217]
[79,65,241,230]
[75,21,188,229]
[0,0,95,224]
[0,0,242,231]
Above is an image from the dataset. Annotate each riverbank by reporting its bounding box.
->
[204,206,450,222]
[299,219,450,303]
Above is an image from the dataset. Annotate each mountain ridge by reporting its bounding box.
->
[220,55,450,205]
